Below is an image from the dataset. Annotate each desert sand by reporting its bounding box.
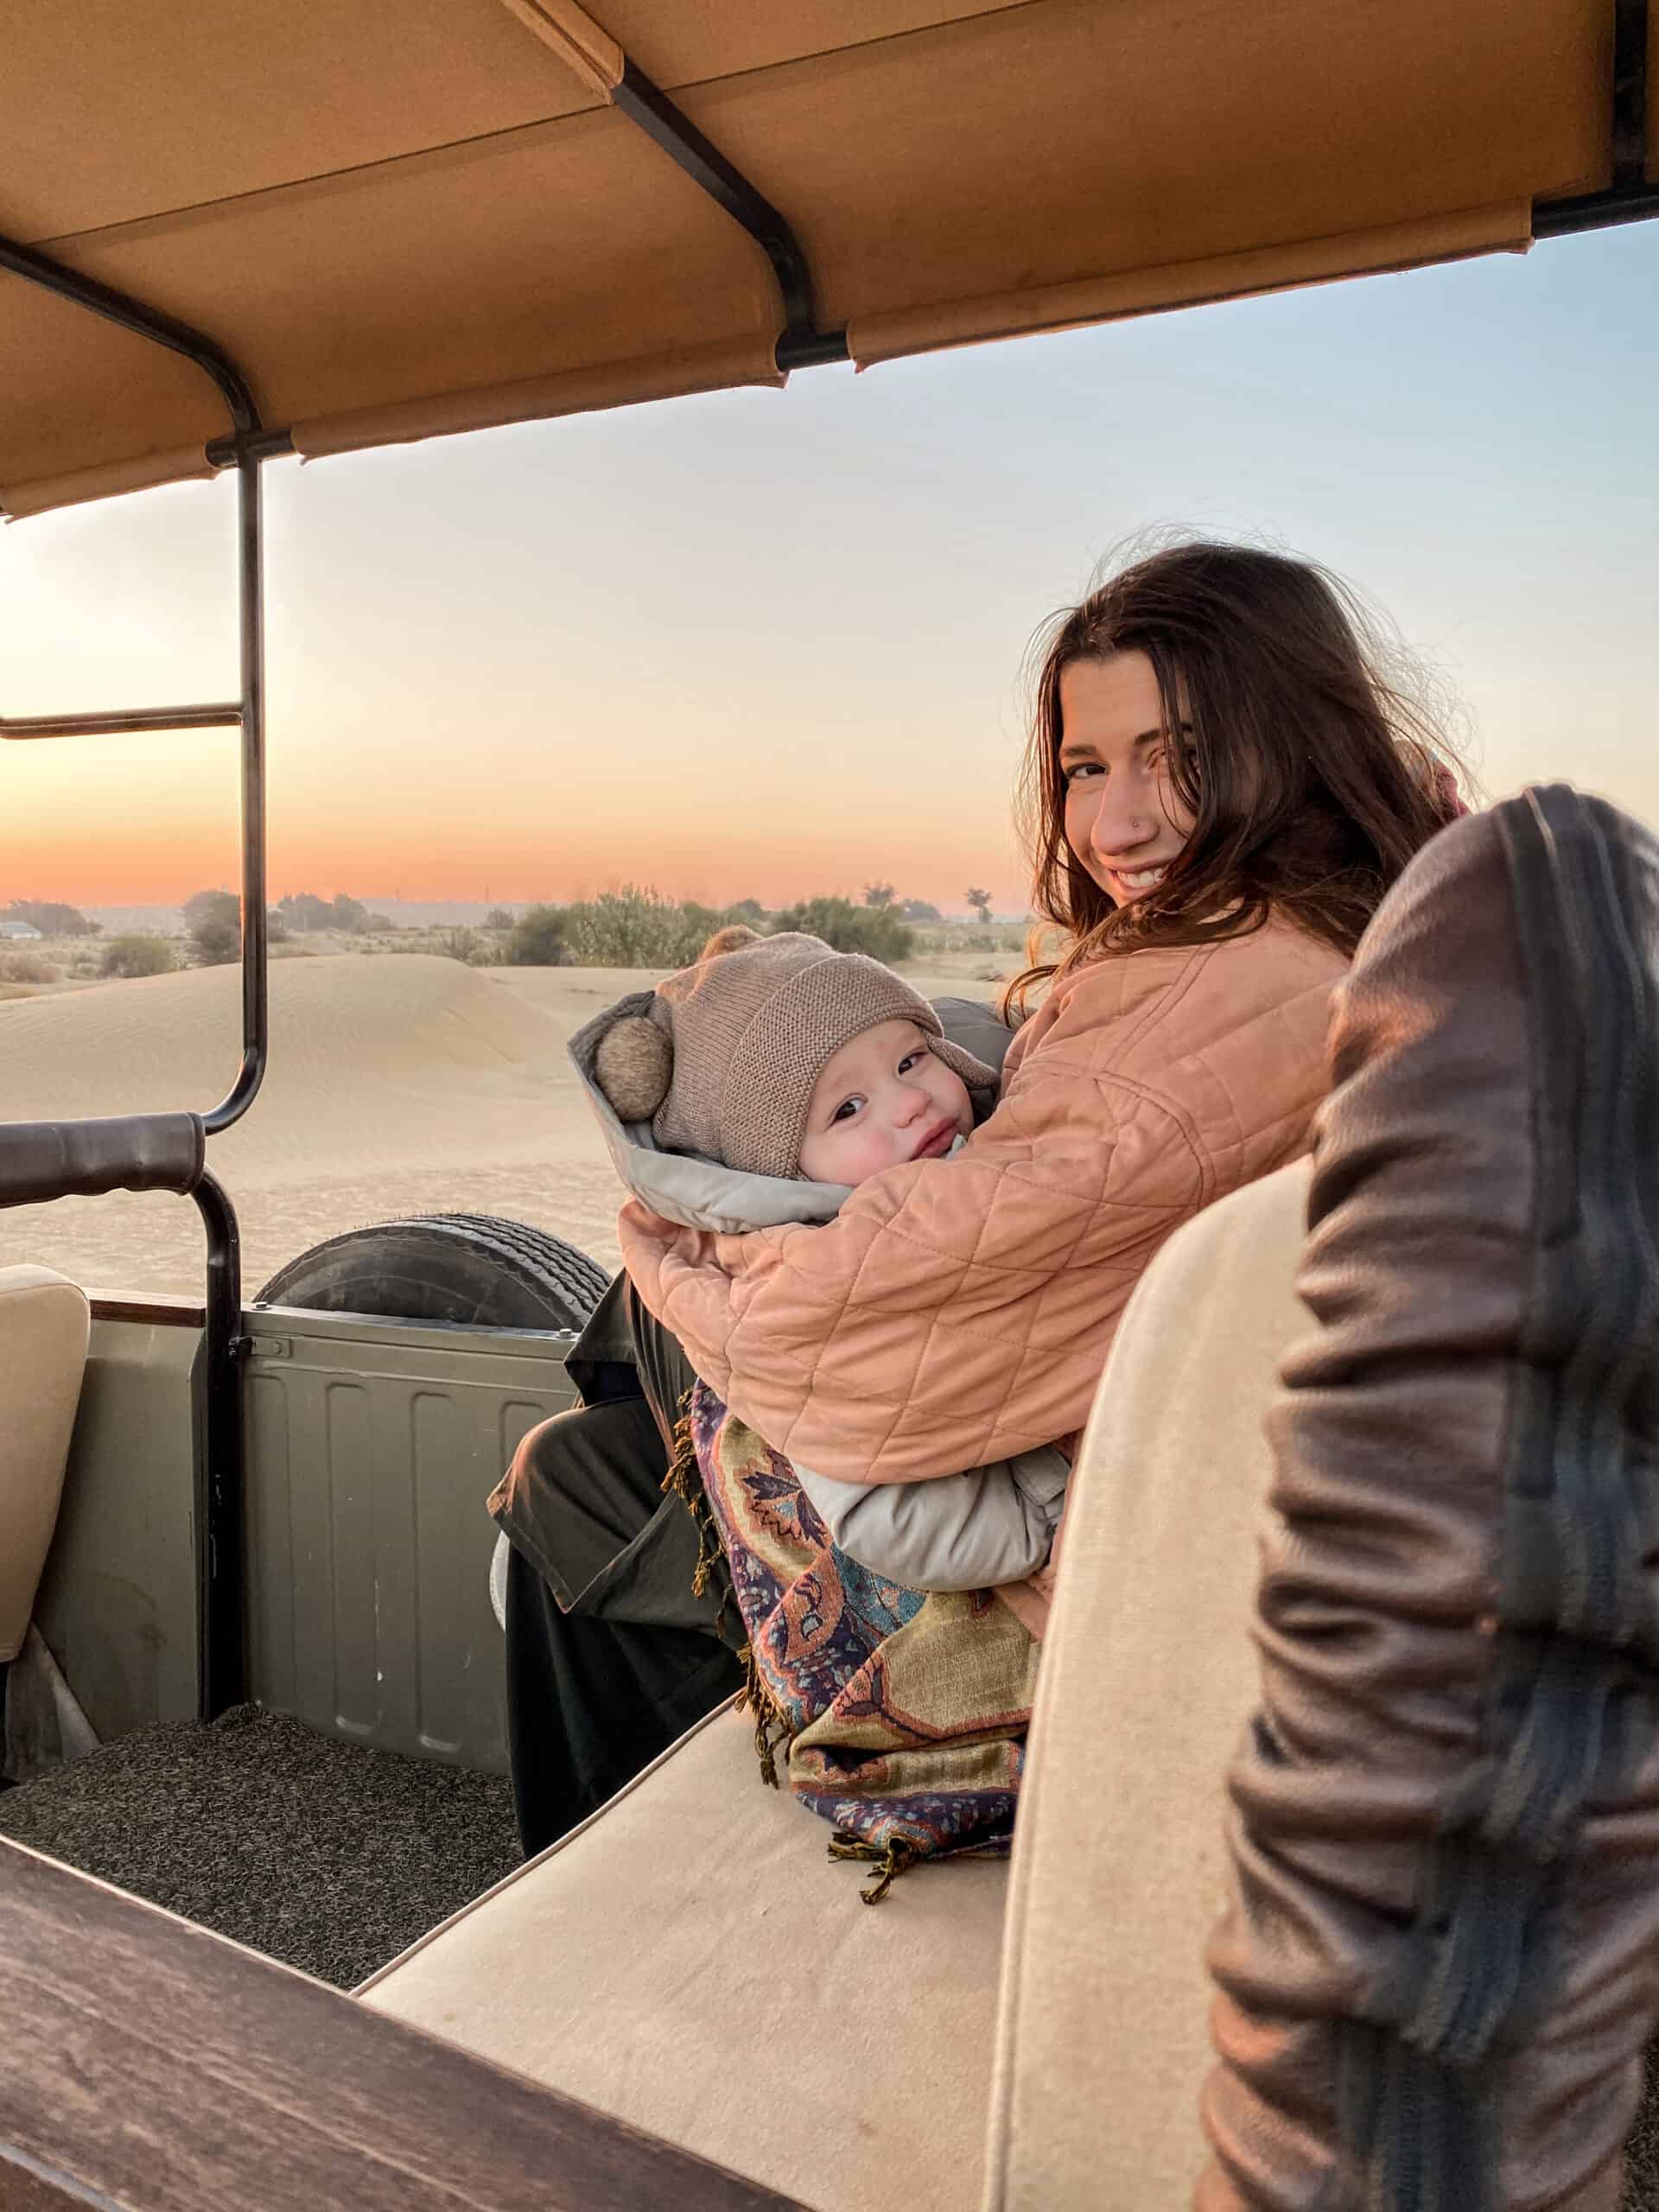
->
[0,953,1009,1302]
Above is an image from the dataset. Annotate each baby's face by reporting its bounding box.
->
[797,1019,974,1185]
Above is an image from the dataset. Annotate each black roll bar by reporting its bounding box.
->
[1611,0,1650,188]
[0,232,268,1719]
[0,237,258,435]
[608,58,850,372]
[1536,0,1652,236]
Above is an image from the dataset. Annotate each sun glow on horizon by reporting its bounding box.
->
[6,224,1658,918]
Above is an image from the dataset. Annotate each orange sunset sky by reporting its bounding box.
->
[4,220,1658,916]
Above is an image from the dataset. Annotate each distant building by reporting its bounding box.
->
[0,920,42,940]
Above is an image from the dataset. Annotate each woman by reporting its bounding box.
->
[493,537,1465,1853]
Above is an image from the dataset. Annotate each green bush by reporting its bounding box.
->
[184,889,241,966]
[435,926,499,966]
[561,887,721,969]
[772,896,914,963]
[100,934,176,979]
[278,891,333,932]
[505,905,572,966]
[500,888,937,970]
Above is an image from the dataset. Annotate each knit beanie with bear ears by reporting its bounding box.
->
[592,931,997,1180]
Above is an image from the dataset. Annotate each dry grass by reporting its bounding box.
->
[0,950,60,985]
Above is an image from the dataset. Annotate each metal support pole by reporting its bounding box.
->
[0,228,272,1720]
[191,1170,245,1718]
[205,453,269,1136]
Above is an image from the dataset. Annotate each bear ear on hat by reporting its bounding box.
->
[594,1014,674,1122]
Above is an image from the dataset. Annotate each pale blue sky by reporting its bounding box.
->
[3,219,1655,913]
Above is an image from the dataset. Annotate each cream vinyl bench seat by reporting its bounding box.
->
[362,1700,1008,2212]
[0,1265,89,1672]
[359,1161,1314,2212]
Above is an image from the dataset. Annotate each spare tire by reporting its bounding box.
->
[254,1213,609,1332]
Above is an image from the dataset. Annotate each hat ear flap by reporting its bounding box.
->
[594,1015,674,1122]
[927,1034,1001,1099]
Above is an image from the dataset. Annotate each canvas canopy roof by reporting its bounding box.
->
[3,0,1655,517]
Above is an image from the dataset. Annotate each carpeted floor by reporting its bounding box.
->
[1628,2052,1659,2209]
[0,1703,521,1988]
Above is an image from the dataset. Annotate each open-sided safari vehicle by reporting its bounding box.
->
[3,6,1656,2207]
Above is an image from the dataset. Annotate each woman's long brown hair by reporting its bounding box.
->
[1004,538,1470,1018]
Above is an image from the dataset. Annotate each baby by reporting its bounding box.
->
[578,928,1068,1591]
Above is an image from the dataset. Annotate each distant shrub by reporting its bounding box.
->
[505,906,572,966]
[435,926,498,966]
[0,950,58,984]
[561,887,719,969]
[278,891,333,933]
[6,899,97,938]
[503,890,926,970]
[484,906,515,932]
[184,888,241,966]
[101,934,176,978]
[772,896,913,963]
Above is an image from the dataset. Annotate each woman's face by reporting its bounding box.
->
[1059,651,1196,906]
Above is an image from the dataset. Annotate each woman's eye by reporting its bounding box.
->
[1065,760,1103,784]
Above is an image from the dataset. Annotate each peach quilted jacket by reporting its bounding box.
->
[619,918,1345,1484]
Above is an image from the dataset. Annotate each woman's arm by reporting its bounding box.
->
[620,1068,1205,1482]
[620,936,1338,1484]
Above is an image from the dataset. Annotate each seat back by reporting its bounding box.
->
[984,1161,1313,2210]
[0,1266,91,1662]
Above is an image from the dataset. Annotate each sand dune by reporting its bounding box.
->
[0,953,1003,1303]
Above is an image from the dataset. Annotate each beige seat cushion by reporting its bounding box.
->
[985,1160,1313,2211]
[359,1700,1008,2212]
[0,1265,90,1663]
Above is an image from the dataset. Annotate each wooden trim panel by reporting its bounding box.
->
[88,1292,206,1325]
[0,1839,804,2211]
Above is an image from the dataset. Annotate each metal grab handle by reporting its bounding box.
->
[0,1112,205,1208]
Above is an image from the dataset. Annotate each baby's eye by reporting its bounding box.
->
[830,1096,864,1125]
[898,1051,925,1074]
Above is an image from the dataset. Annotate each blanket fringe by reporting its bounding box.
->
[662,1392,742,1647]
[662,1398,728,1604]
[734,1641,797,1789]
[662,1391,791,1783]
[828,1831,922,1904]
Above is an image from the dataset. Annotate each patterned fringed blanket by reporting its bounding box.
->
[669,1379,1037,1899]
